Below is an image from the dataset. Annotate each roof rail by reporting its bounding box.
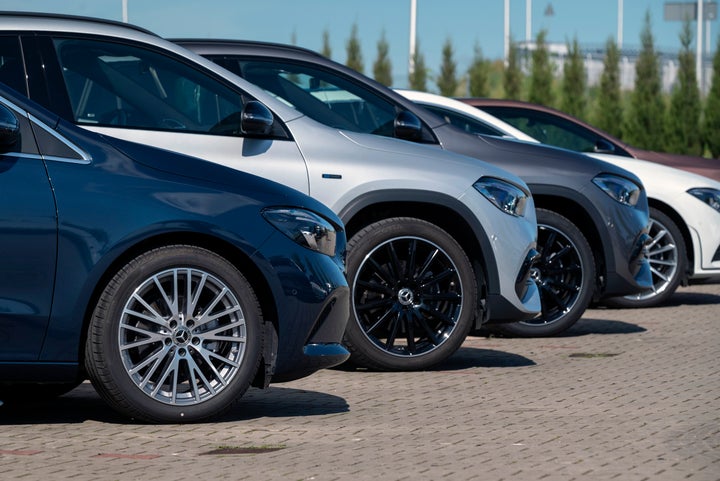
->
[0,11,158,37]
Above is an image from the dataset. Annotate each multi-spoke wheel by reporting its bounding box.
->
[492,209,595,337]
[606,207,686,308]
[343,218,477,371]
[85,245,262,423]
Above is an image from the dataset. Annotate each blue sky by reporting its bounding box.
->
[4,0,718,88]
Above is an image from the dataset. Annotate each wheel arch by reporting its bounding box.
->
[77,232,278,385]
[532,193,605,294]
[337,189,495,314]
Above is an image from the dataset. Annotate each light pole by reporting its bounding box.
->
[122,0,128,22]
[618,0,623,48]
[409,0,417,75]
[698,0,704,91]
[504,0,510,65]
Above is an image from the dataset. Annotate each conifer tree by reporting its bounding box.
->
[345,23,364,74]
[704,36,720,157]
[529,29,555,106]
[468,43,490,97]
[503,37,523,99]
[409,42,428,91]
[373,30,393,86]
[624,11,665,151]
[666,17,702,155]
[321,29,332,59]
[437,38,458,96]
[560,37,586,119]
[594,37,623,138]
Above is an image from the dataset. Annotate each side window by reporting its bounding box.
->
[225,58,399,135]
[485,108,597,152]
[422,105,506,137]
[52,38,246,135]
[0,36,27,95]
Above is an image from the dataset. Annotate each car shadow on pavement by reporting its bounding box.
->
[0,382,348,425]
[432,348,536,371]
[558,318,647,336]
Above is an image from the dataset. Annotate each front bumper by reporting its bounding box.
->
[252,232,350,384]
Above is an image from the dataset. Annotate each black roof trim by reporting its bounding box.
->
[0,11,158,37]
[171,38,324,58]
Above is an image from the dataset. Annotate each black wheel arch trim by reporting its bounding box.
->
[337,188,500,296]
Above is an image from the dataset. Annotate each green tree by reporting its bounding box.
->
[624,11,665,151]
[321,29,332,58]
[345,23,364,74]
[373,30,393,86]
[705,36,720,157]
[594,37,623,138]
[468,43,490,97]
[666,17,702,155]
[437,38,458,96]
[529,30,555,106]
[560,37,586,119]
[409,41,428,91]
[503,37,523,99]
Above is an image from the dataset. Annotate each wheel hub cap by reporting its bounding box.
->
[397,287,415,306]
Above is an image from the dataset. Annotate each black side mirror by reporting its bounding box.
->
[241,101,274,136]
[0,104,20,153]
[594,138,616,154]
[394,110,422,141]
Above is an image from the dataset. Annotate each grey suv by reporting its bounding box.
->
[174,38,653,338]
[0,13,540,370]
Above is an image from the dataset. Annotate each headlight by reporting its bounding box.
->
[688,188,720,212]
[592,173,641,206]
[262,208,337,256]
[474,177,529,216]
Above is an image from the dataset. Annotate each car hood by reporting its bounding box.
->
[334,128,531,192]
[591,153,720,193]
[630,149,720,183]
[97,132,340,222]
[437,125,645,188]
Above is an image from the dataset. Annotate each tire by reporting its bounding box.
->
[344,218,478,371]
[605,207,687,308]
[492,209,595,337]
[84,245,262,423]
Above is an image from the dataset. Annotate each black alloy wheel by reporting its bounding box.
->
[343,218,478,371]
[492,209,595,337]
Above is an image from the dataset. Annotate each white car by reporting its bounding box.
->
[398,89,720,307]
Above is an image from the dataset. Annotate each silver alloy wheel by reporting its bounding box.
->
[119,267,247,406]
[352,236,464,358]
[624,216,678,301]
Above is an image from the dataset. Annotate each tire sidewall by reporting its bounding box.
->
[86,245,262,423]
[345,218,477,370]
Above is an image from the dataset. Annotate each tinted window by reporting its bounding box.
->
[482,107,604,152]
[52,38,246,135]
[421,104,506,137]
[0,36,27,95]
[211,55,439,141]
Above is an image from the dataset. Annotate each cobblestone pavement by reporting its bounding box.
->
[1,282,718,481]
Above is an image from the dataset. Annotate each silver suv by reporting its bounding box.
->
[0,13,540,370]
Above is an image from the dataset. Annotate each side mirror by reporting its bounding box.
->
[0,104,20,153]
[394,110,422,141]
[593,138,616,154]
[241,101,274,136]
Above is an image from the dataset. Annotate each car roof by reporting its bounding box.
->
[0,11,157,36]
